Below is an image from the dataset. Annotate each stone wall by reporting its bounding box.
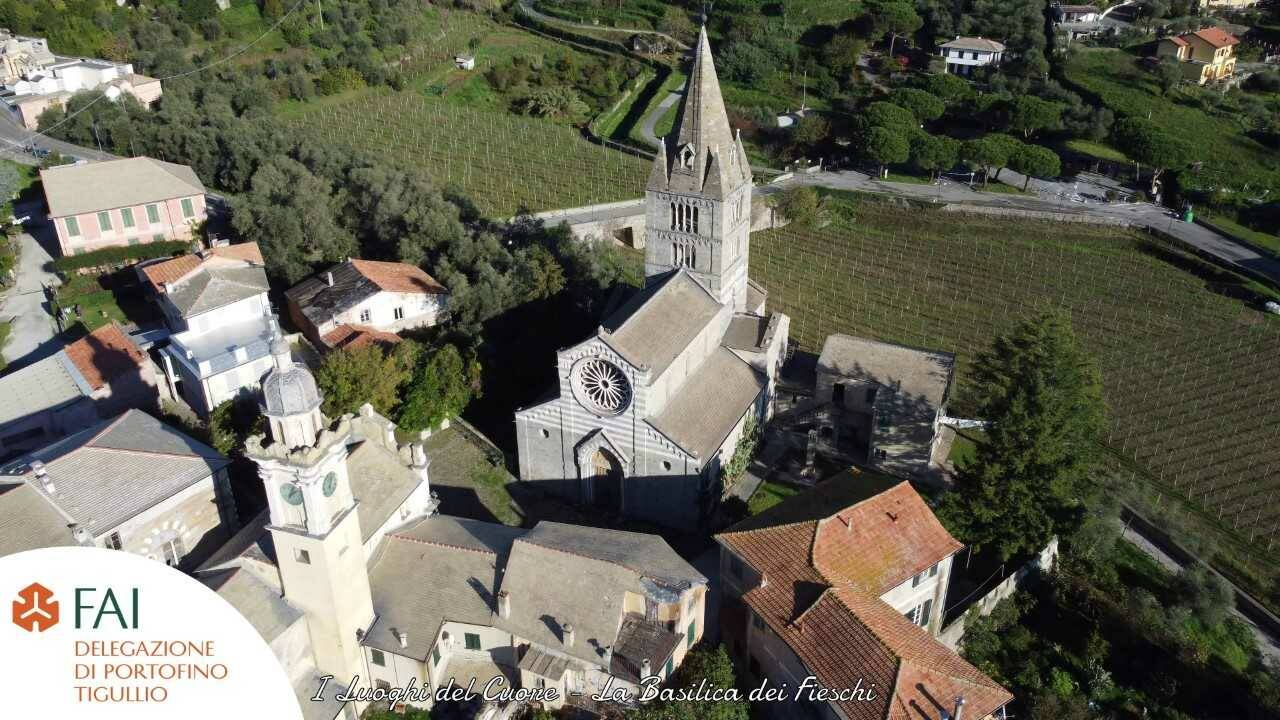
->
[937,537,1059,651]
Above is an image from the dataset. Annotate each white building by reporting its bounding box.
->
[939,36,1006,76]
[285,259,449,351]
[0,31,55,85]
[146,242,280,416]
[515,26,790,530]
[4,57,161,129]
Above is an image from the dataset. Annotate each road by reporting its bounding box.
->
[515,0,689,50]
[637,88,682,150]
[1120,522,1280,666]
[0,201,62,367]
[0,107,116,163]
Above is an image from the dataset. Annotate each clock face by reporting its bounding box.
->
[322,472,337,497]
[280,483,304,506]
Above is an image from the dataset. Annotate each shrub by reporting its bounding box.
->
[51,241,189,273]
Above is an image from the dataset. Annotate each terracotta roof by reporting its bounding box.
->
[939,36,1006,53]
[62,323,146,391]
[140,243,264,294]
[1188,27,1239,48]
[350,259,448,295]
[717,472,1007,720]
[321,324,403,351]
[1164,35,1189,47]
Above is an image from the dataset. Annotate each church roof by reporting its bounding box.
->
[0,481,74,556]
[601,270,721,377]
[648,346,764,461]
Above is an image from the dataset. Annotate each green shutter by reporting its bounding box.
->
[121,208,135,228]
[432,647,440,666]
[97,211,111,232]
[146,204,160,223]
[65,217,80,236]
[664,657,674,678]
[181,197,195,218]
[152,233,166,243]
[465,633,480,650]
[687,620,696,649]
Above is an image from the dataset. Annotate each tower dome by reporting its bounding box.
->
[261,332,324,448]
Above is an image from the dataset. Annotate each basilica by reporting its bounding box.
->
[514,28,789,530]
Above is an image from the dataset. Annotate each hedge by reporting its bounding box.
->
[52,241,190,273]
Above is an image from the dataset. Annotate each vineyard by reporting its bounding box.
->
[750,202,1280,588]
[287,84,652,218]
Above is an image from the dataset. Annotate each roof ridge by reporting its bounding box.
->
[146,157,205,195]
[84,411,131,447]
[515,535,646,579]
[717,516,819,540]
[386,531,500,556]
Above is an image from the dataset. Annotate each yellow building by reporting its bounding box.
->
[1156,27,1239,85]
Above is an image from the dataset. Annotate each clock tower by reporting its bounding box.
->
[246,333,374,686]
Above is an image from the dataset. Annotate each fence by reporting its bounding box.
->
[937,537,1059,651]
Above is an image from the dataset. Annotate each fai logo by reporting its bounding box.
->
[12,582,59,632]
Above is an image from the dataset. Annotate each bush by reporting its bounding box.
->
[315,66,365,96]
[51,241,189,273]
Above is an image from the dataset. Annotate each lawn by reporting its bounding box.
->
[51,272,154,333]
[750,197,1280,603]
[1063,48,1280,189]
[1062,138,1130,164]
[287,92,651,217]
[1197,213,1280,257]
[621,70,685,147]
[747,479,805,515]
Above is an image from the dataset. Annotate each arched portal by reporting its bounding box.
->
[592,447,623,514]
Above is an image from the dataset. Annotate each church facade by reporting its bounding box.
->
[515,28,789,530]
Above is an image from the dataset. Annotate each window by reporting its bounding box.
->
[687,620,696,649]
[464,633,481,650]
[393,307,405,321]
[432,647,441,666]
[146,204,160,223]
[127,237,139,246]
[833,383,846,408]
[370,649,386,667]
[180,197,195,218]
[106,532,122,550]
[540,428,550,439]
[97,211,112,232]
[121,208,135,228]
[865,387,877,404]
[928,562,939,578]
[294,548,311,564]
[65,217,80,236]
[911,572,923,588]
[153,233,165,243]
[920,598,933,626]
[662,460,672,471]
[358,309,371,323]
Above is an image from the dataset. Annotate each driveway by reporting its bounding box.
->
[637,89,682,149]
[1,208,62,367]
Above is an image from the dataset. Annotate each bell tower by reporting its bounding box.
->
[645,25,753,311]
[247,334,374,685]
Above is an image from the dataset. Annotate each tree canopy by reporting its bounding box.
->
[1008,144,1062,190]
[314,342,418,419]
[939,312,1106,561]
[627,645,749,720]
[397,344,481,433]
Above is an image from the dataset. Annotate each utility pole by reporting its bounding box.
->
[317,0,324,29]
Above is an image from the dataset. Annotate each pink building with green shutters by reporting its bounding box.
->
[41,157,207,257]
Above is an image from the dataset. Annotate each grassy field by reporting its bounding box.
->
[1062,138,1130,163]
[287,92,651,217]
[1063,48,1280,187]
[423,424,522,526]
[747,479,805,515]
[750,198,1280,599]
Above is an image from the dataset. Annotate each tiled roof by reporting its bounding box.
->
[0,482,74,556]
[165,265,269,317]
[141,243,265,294]
[1188,27,1239,47]
[818,334,955,412]
[0,348,90,426]
[940,36,1006,52]
[648,346,764,461]
[350,259,448,295]
[321,324,403,350]
[1165,35,1190,47]
[717,474,1006,720]
[62,323,146,391]
[40,157,204,218]
[0,409,230,536]
[601,270,723,377]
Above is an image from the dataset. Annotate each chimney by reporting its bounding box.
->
[396,630,409,649]
[497,590,511,619]
[562,623,575,648]
[325,271,334,287]
[641,658,652,679]
[952,696,965,720]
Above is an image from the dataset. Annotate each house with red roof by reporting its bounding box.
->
[716,470,1012,720]
[284,259,449,350]
[1156,27,1239,84]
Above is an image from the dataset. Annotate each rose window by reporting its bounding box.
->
[572,358,631,415]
